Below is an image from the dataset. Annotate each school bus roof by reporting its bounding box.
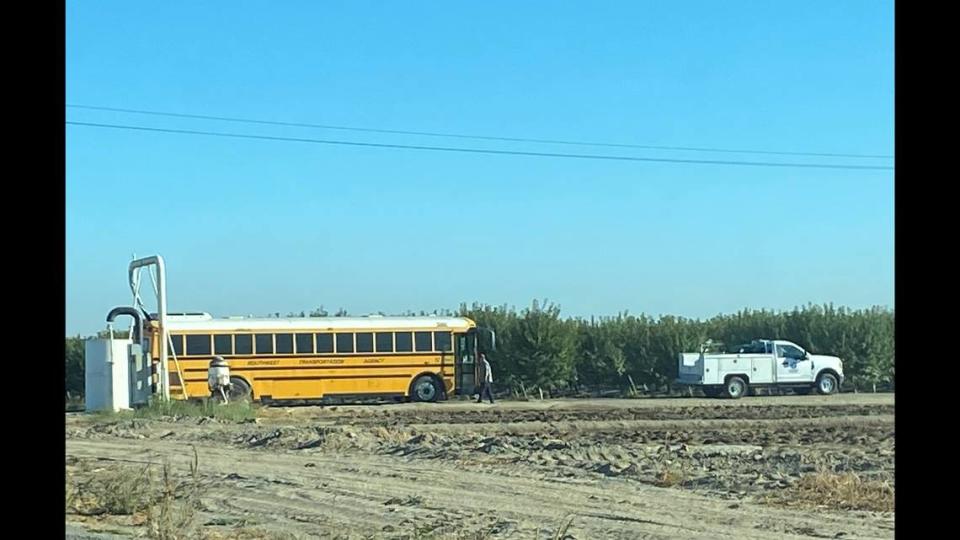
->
[162,316,476,332]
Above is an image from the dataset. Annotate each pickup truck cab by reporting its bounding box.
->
[676,339,844,399]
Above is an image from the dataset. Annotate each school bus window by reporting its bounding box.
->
[316,333,334,353]
[356,332,374,353]
[235,334,253,354]
[255,334,274,354]
[170,334,184,356]
[415,331,432,352]
[434,331,452,352]
[295,333,314,354]
[214,334,232,355]
[276,333,294,354]
[395,332,413,352]
[336,333,354,353]
[186,334,212,356]
[375,332,393,353]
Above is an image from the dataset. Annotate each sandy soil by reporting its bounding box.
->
[65,393,894,539]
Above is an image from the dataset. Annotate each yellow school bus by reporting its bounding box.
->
[145,313,488,403]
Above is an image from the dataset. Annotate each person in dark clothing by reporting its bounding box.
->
[477,353,494,404]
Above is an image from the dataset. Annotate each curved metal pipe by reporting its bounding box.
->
[106,306,143,344]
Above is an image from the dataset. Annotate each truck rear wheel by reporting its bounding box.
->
[816,373,838,395]
[725,376,748,399]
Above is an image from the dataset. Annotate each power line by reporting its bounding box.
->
[66,120,894,171]
[66,104,893,160]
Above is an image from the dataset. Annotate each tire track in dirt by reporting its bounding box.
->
[401,414,895,435]
[273,403,895,428]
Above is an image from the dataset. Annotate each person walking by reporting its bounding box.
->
[477,353,494,404]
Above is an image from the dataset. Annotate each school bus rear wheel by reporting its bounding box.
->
[228,377,252,402]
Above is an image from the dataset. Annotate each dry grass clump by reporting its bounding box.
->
[201,528,300,539]
[67,447,205,539]
[67,462,158,516]
[770,470,894,512]
[654,464,687,487]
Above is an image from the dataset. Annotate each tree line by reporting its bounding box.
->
[65,302,893,398]
[459,301,893,394]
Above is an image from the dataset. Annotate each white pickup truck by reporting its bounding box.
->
[676,339,844,399]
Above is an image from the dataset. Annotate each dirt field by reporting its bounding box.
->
[65,394,894,539]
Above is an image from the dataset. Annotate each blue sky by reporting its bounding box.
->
[66,1,894,336]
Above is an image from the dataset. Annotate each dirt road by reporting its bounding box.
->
[65,394,894,539]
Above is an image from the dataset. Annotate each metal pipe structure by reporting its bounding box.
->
[128,255,168,400]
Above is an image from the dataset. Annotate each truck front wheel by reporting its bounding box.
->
[816,373,838,395]
[725,376,748,399]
